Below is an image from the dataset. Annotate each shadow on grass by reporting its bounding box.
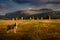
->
[21,34,32,40]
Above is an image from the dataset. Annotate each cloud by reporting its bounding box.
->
[35,4,60,11]
[13,0,49,6]
[0,0,60,9]
[12,0,60,7]
[0,0,60,15]
[13,0,31,3]
[47,0,60,4]
[0,0,35,15]
[0,0,11,9]
[0,3,9,9]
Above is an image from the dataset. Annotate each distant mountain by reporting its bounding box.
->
[39,8,53,13]
[0,15,5,19]
[0,8,60,20]
[5,11,29,19]
[30,11,60,19]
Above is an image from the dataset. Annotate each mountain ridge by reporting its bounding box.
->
[0,8,60,20]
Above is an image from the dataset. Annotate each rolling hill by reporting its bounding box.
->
[0,8,60,20]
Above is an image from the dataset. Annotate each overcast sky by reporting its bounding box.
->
[0,0,60,15]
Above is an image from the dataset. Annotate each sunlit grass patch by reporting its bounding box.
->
[0,20,60,40]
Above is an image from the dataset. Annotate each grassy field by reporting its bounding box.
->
[0,19,60,40]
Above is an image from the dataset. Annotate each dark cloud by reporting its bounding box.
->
[13,0,60,6]
[13,0,31,3]
[13,0,48,6]
[47,0,60,4]
[0,0,60,15]
[0,3,8,9]
[0,0,11,9]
